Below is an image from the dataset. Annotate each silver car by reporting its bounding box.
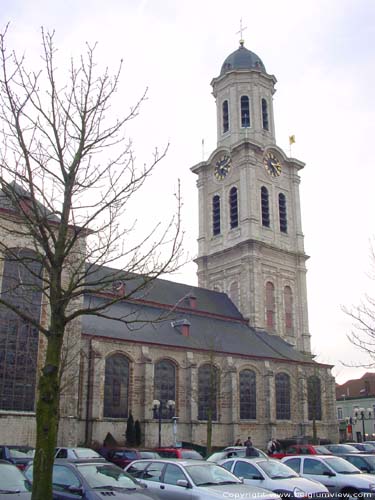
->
[219,456,329,498]
[282,455,375,497]
[125,459,281,499]
[207,446,268,463]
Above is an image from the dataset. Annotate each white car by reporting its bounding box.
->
[282,454,375,497]
[125,458,281,500]
[219,456,329,498]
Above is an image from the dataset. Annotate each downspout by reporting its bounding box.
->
[85,338,95,446]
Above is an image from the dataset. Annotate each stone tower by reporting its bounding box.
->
[191,42,311,354]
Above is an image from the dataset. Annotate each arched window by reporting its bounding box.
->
[279,193,287,233]
[229,187,238,229]
[0,248,42,411]
[284,286,293,335]
[265,281,275,329]
[262,98,269,130]
[241,96,250,128]
[104,353,130,418]
[222,100,229,133]
[275,372,291,420]
[212,195,221,236]
[239,369,256,419]
[261,186,270,227]
[154,359,176,418]
[229,281,239,307]
[308,376,322,421]
[198,364,218,420]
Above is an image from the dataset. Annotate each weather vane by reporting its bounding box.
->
[236,18,247,46]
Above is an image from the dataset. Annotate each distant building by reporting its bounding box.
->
[336,373,375,442]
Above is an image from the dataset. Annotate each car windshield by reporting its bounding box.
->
[9,447,35,458]
[186,464,241,486]
[0,463,31,492]
[181,450,203,459]
[327,445,359,453]
[323,457,361,474]
[259,460,299,479]
[74,448,101,458]
[314,446,332,454]
[138,451,160,459]
[78,464,138,489]
[206,452,225,462]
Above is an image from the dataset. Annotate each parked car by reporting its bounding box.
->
[207,446,268,462]
[282,455,375,496]
[0,446,34,470]
[125,458,281,500]
[154,447,203,459]
[324,444,361,455]
[219,456,329,498]
[24,459,160,499]
[341,453,375,473]
[54,447,104,460]
[138,450,161,459]
[0,460,31,498]
[98,447,141,468]
[270,443,332,459]
[345,442,375,453]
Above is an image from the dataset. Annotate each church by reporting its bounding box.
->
[0,40,338,449]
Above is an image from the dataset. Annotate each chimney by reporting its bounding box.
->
[112,280,126,297]
[188,294,197,309]
[171,319,191,337]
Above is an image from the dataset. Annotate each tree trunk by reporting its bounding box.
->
[32,322,63,500]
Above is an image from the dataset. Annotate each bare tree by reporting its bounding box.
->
[0,26,183,499]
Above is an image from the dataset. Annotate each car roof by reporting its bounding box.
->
[130,458,212,467]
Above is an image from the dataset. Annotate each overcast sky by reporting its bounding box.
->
[2,0,375,384]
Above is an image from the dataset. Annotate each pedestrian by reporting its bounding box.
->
[273,438,281,452]
[234,438,242,446]
[244,436,253,447]
[267,438,275,455]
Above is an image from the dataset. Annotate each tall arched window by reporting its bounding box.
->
[104,353,130,418]
[239,369,256,419]
[222,100,229,133]
[229,281,239,307]
[284,286,293,335]
[308,376,322,421]
[261,186,270,227]
[229,187,238,229]
[154,359,176,418]
[279,193,287,233]
[198,364,218,420]
[212,195,221,236]
[262,98,269,130]
[241,96,250,128]
[275,372,291,420]
[0,248,42,411]
[265,281,275,329]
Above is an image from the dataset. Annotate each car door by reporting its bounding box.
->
[141,461,166,494]
[51,464,82,500]
[301,458,338,493]
[158,463,192,499]
[231,460,267,488]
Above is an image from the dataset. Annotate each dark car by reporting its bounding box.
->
[99,447,141,468]
[25,459,161,499]
[0,460,31,498]
[154,447,203,459]
[345,442,375,453]
[341,453,375,473]
[324,444,362,455]
[0,446,34,471]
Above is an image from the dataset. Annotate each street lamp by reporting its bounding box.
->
[152,399,176,447]
[354,407,373,442]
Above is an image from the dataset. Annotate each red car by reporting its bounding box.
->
[154,447,203,459]
[271,444,332,459]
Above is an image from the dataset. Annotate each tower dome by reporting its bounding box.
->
[220,42,266,76]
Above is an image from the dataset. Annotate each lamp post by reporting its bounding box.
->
[354,407,373,442]
[152,399,176,447]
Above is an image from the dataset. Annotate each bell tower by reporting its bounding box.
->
[191,42,311,354]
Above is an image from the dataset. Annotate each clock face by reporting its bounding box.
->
[214,155,231,180]
[263,152,282,177]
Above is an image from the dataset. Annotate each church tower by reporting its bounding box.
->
[191,41,311,354]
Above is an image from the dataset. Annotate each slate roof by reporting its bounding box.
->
[82,274,315,365]
[220,44,266,76]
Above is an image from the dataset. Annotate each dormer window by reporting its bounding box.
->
[222,100,229,133]
[240,96,250,128]
[262,98,269,131]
